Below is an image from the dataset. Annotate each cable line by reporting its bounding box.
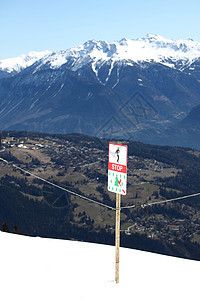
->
[1,157,200,211]
[0,157,115,211]
[120,192,200,210]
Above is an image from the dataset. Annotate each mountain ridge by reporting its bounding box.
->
[1,34,200,77]
[1,34,200,148]
[0,50,51,74]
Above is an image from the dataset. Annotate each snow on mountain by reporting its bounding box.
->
[0,231,199,300]
[1,35,200,76]
[31,34,200,74]
[0,50,51,73]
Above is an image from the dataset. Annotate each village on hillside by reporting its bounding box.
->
[0,132,200,249]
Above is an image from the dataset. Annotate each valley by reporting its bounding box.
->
[1,131,200,260]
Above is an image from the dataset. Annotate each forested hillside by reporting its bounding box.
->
[0,131,200,259]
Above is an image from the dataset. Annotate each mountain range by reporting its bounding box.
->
[1,34,200,148]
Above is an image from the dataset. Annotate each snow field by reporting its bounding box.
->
[0,231,199,300]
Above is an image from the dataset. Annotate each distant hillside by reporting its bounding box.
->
[1,131,200,260]
[178,104,200,128]
[145,104,200,149]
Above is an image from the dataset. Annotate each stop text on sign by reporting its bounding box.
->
[108,162,126,173]
[112,164,123,171]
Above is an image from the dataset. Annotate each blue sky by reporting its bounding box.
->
[1,0,200,59]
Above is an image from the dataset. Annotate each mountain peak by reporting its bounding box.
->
[0,50,51,73]
[139,34,200,52]
[143,33,169,41]
[1,35,200,75]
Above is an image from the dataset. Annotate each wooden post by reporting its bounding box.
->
[115,192,121,284]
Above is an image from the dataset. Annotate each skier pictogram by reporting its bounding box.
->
[115,147,120,163]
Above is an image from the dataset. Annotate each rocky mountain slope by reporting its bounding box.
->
[1,34,200,147]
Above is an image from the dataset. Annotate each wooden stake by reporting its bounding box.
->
[115,192,121,284]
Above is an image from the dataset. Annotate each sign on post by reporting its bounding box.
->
[108,142,127,195]
[108,142,128,284]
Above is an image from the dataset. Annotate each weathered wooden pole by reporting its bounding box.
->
[115,192,121,284]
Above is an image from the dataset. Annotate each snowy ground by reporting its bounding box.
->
[0,231,199,300]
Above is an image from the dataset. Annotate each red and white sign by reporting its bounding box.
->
[108,143,127,195]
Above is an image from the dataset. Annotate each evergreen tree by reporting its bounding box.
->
[13,224,20,234]
[2,222,9,232]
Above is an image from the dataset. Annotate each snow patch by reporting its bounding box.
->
[52,83,65,98]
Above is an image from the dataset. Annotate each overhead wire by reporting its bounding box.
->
[0,156,200,211]
[120,192,200,210]
[0,157,115,211]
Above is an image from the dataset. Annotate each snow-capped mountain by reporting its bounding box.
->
[0,50,51,73]
[1,34,200,148]
[36,34,200,72]
[1,34,200,76]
